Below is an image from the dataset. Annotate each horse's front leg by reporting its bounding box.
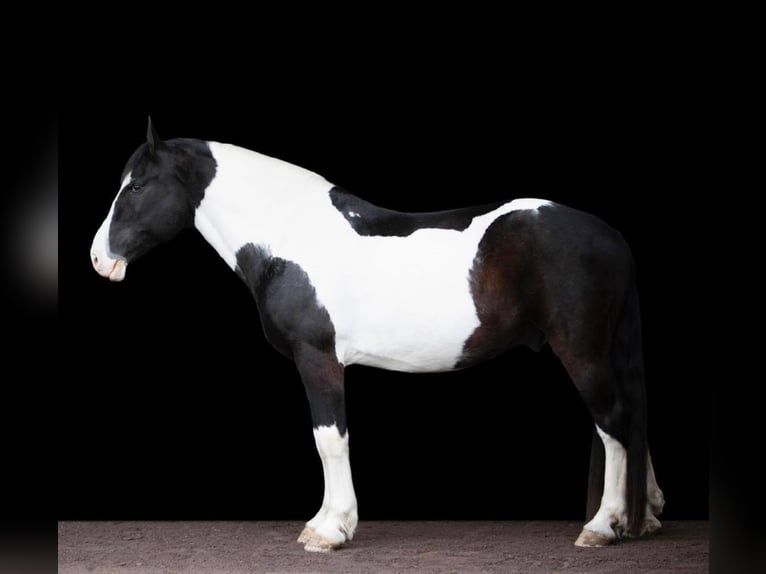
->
[294,343,358,552]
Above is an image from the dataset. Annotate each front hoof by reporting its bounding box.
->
[297,526,315,545]
[574,529,614,547]
[303,531,344,552]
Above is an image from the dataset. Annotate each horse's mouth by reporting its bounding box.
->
[108,258,127,282]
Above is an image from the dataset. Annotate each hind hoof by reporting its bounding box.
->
[641,515,662,537]
[575,529,614,547]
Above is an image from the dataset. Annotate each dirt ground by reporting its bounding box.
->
[58,520,708,573]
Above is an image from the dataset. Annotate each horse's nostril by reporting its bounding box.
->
[92,253,99,266]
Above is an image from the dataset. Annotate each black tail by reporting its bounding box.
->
[613,266,648,535]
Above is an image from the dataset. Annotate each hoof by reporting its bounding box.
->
[641,516,662,537]
[297,526,315,545]
[574,529,614,547]
[303,531,343,552]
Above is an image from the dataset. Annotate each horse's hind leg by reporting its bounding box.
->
[581,435,661,542]
[647,453,664,516]
[644,452,664,535]
[549,279,654,545]
[549,352,638,546]
[294,344,358,552]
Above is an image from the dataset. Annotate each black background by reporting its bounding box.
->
[62,67,711,523]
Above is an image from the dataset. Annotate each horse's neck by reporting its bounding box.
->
[193,142,336,270]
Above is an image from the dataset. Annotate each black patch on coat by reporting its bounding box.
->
[329,186,506,237]
[235,243,346,434]
[455,210,548,369]
[109,139,216,262]
[234,244,336,358]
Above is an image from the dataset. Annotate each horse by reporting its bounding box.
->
[90,118,665,552]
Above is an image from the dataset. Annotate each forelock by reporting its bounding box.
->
[120,143,154,182]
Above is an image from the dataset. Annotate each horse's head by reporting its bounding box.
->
[90,118,212,281]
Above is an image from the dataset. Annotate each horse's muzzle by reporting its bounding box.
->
[91,251,127,282]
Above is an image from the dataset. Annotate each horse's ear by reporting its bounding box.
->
[147,116,162,155]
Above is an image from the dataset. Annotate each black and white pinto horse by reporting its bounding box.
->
[91,120,665,552]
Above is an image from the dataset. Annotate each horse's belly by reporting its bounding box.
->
[319,257,481,372]
[339,306,479,372]
[338,306,479,372]
[342,330,475,373]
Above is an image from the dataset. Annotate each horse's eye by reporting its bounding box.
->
[128,182,143,193]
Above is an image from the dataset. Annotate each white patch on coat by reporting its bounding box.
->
[91,172,132,281]
[195,143,551,371]
[309,425,358,544]
[585,426,628,539]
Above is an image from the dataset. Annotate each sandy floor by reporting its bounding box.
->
[58,520,708,573]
